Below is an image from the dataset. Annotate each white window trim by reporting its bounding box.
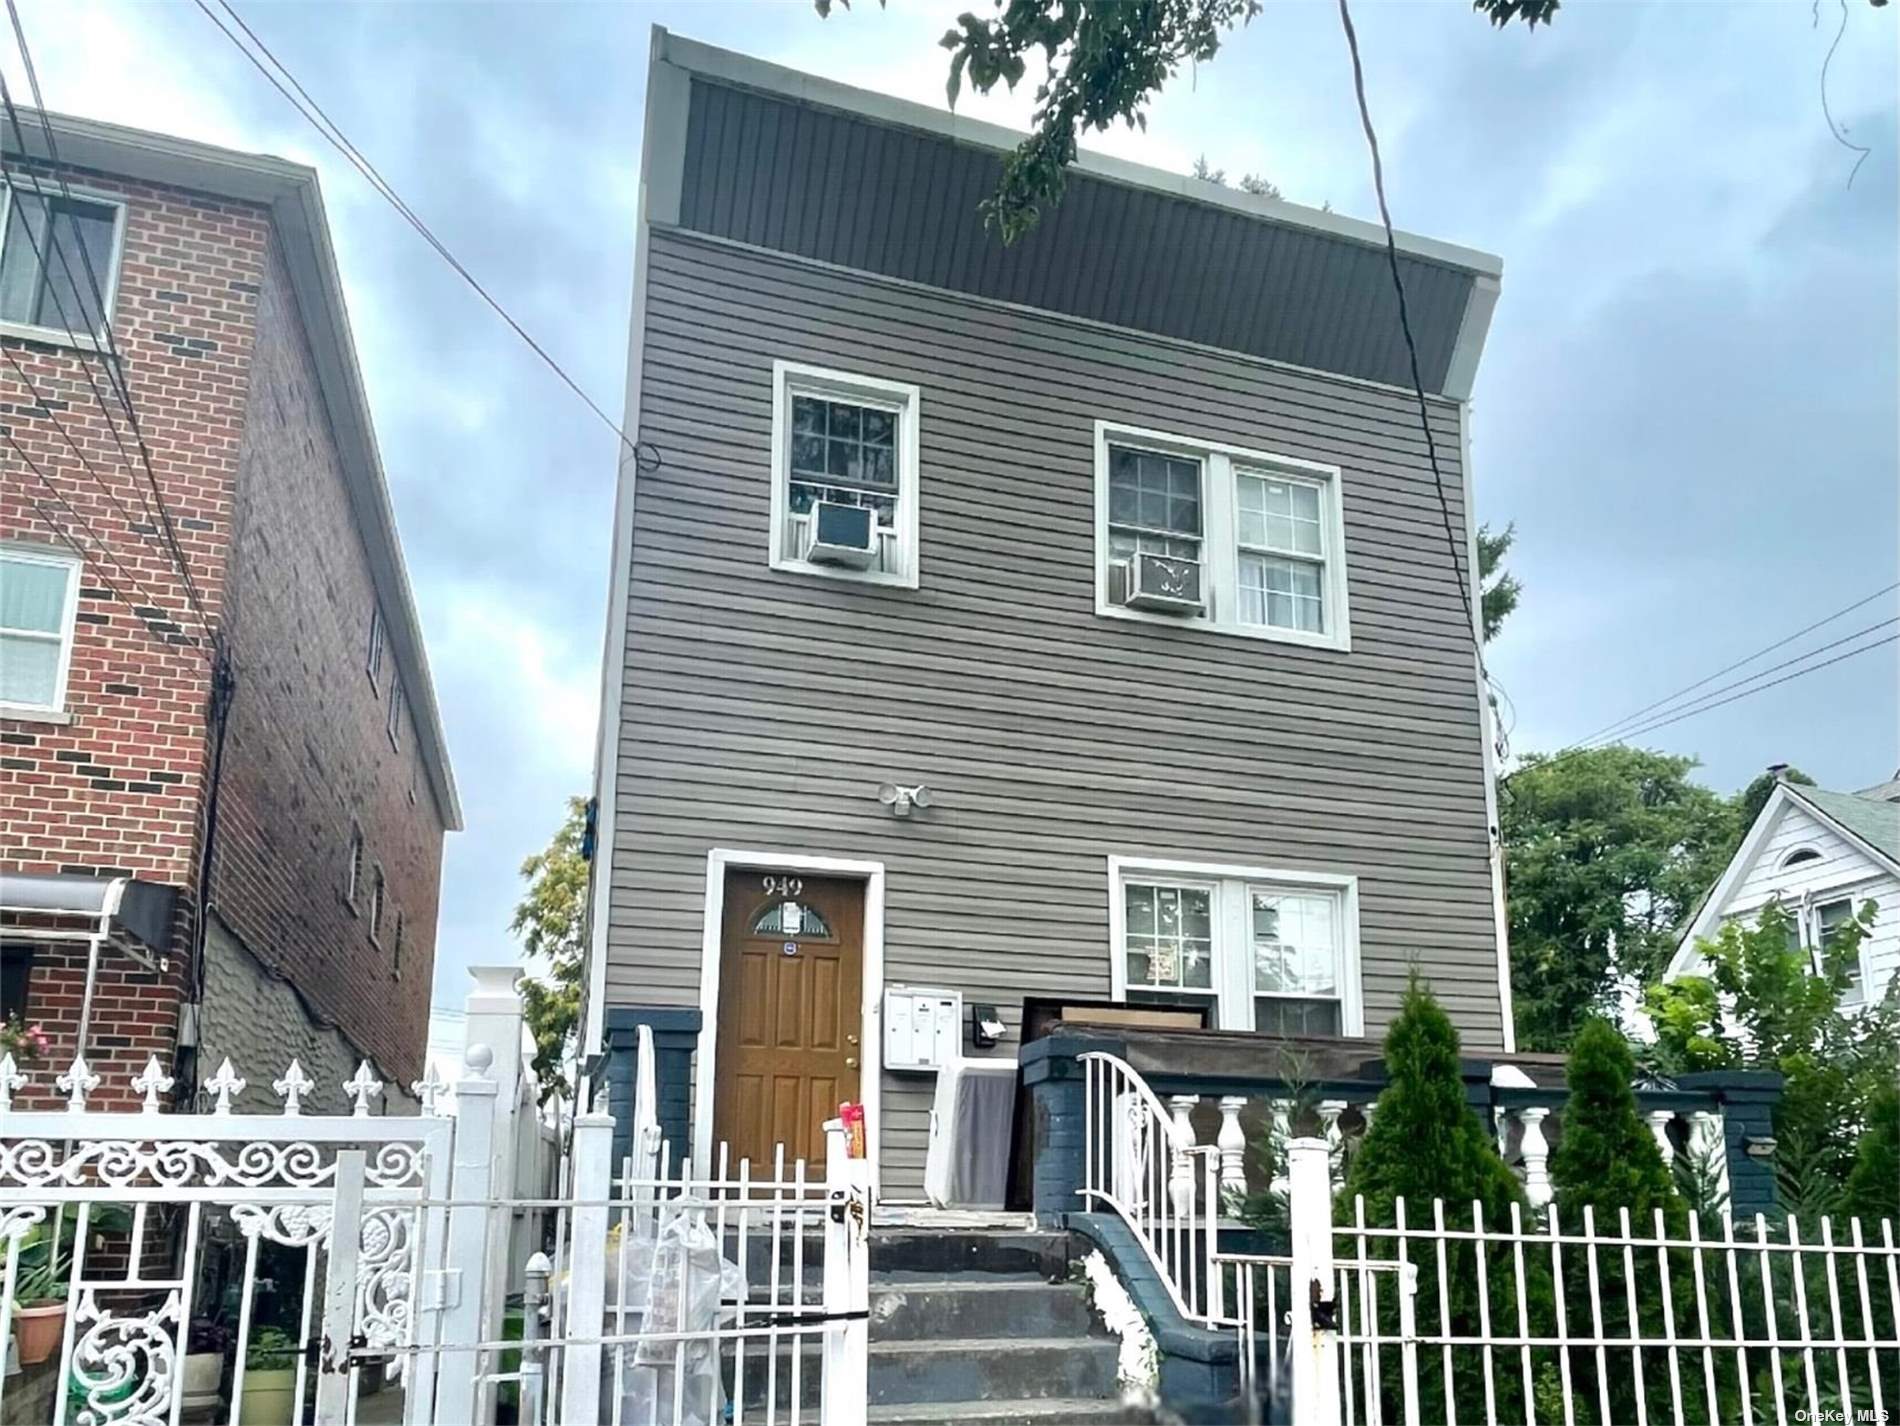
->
[386,676,403,750]
[366,607,386,691]
[768,360,922,591]
[0,540,82,716]
[0,179,129,351]
[1093,420,1352,652]
[344,823,365,912]
[1107,854,1364,1036]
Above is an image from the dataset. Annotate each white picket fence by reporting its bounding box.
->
[1080,1050,1900,1425]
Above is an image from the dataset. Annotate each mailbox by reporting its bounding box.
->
[883,985,963,1072]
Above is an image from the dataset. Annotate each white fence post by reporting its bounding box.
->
[558,1093,615,1426]
[1287,1136,1343,1426]
[434,1047,499,1426]
[465,965,526,1348]
[821,1118,870,1426]
[314,1149,367,1425]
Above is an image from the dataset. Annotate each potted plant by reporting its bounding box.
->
[0,1014,50,1065]
[8,1206,129,1366]
[182,1317,233,1416]
[238,1327,299,1426]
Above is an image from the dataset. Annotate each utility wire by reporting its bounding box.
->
[1334,0,1476,647]
[6,431,206,650]
[1577,615,1898,751]
[1570,580,1898,748]
[1593,633,1895,746]
[0,28,211,630]
[193,0,636,458]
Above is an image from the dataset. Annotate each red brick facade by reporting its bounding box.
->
[1,154,447,1104]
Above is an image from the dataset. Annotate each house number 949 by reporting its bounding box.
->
[763,875,803,896]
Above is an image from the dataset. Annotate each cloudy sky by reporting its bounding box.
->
[7,0,1894,1008]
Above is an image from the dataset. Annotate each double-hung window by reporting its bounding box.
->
[1095,422,1350,650]
[770,361,921,588]
[0,184,125,344]
[1110,856,1363,1036]
[1,543,81,714]
[1811,897,1863,1004]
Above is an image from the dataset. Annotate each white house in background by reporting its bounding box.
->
[1666,772,1900,1008]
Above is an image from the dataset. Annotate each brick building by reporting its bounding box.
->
[1,112,459,1114]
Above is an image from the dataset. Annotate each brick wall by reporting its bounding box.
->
[2,158,444,1099]
[209,240,444,1086]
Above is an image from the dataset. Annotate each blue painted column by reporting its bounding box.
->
[1019,1031,1125,1227]
[599,1006,703,1171]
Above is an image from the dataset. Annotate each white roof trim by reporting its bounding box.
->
[652,27,1504,281]
[10,110,461,829]
[1665,783,1900,978]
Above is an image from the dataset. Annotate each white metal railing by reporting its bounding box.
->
[482,1112,871,1426]
[1218,1137,1900,1426]
[1079,1050,1229,1325]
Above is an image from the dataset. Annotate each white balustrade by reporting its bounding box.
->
[1168,1094,1201,1217]
[1268,1098,1294,1200]
[1647,1108,1677,1164]
[1216,1095,1248,1211]
[1318,1098,1349,1192]
[1516,1106,1552,1210]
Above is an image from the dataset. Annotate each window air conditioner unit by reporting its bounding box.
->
[807,500,879,569]
[1116,552,1203,614]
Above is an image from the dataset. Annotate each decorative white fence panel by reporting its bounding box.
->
[0,1051,455,1426]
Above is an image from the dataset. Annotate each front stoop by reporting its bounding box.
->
[866,1228,1155,1426]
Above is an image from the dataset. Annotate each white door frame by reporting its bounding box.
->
[695,847,886,1195]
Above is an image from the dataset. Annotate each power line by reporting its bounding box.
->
[1334,0,1476,648]
[1503,630,1897,782]
[192,0,636,459]
[1574,581,1899,748]
[0,24,212,631]
[1577,615,1898,751]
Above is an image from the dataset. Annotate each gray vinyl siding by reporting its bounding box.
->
[676,77,1477,394]
[607,227,1500,1195]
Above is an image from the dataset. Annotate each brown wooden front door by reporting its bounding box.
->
[713,871,865,1169]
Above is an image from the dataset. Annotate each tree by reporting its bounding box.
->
[512,796,590,1103]
[1550,1018,1682,1227]
[1842,1084,1899,1223]
[1191,154,1282,199]
[1644,898,1900,1213]
[1733,765,1816,829]
[1341,976,1537,1421]
[1477,521,1521,643]
[1502,747,1738,1051]
[1548,1018,1692,1424]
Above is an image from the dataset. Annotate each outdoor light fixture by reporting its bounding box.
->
[877,782,932,817]
[1742,1135,1778,1159]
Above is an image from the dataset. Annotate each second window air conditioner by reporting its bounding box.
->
[1115,551,1203,614]
[806,500,880,569]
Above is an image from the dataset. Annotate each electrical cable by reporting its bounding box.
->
[193,0,637,459]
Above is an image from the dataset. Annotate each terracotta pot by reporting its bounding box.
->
[10,1300,67,1365]
[238,1366,298,1426]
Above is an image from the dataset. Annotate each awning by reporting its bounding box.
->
[0,872,179,957]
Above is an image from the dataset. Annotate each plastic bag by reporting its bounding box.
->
[606,1207,745,1426]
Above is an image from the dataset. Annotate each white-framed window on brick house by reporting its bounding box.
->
[366,607,386,691]
[344,823,365,910]
[386,675,404,750]
[0,542,81,714]
[369,866,387,944]
[769,361,921,589]
[1094,422,1351,651]
[0,181,126,347]
[1107,855,1363,1036]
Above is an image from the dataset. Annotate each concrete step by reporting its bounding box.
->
[871,1228,1078,1282]
[869,1398,1155,1426]
[870,1277,1097,1340]
[868,1336,1121,1406]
